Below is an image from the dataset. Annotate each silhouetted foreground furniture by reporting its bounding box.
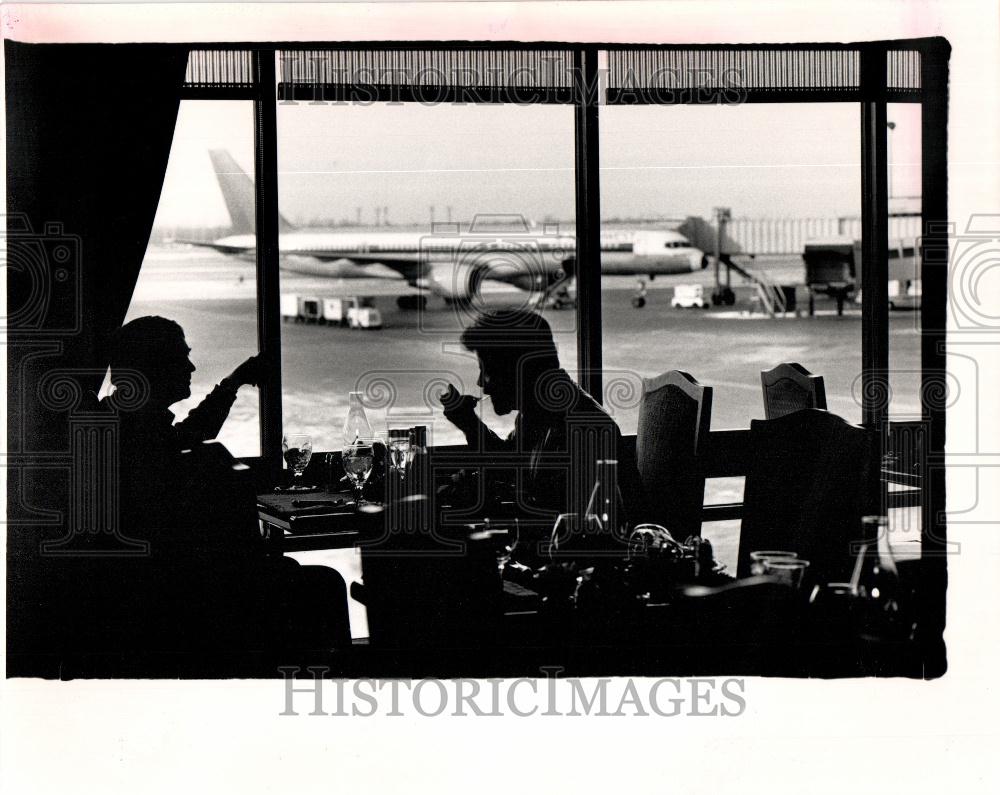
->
[636,370,712,537]
[357,530,504,650]
[13,446,351,677]
[760,362,827,420]
[737,409,877,583]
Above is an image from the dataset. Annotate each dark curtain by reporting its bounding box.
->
[6,41,188,389]
[5,42,188,670]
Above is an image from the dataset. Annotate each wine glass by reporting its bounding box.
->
[342,439,376,505]
[282,433,313,490]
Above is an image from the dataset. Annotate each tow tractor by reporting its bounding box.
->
[671,284,710,309]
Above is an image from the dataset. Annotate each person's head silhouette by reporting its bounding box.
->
[108,316,195,410]
[459,309,560,415]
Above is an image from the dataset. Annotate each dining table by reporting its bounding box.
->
[257,483,926,679]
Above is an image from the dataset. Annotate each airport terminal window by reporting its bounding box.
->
[275,100,576,452]
[883,103,928,550]
[884,103,925,422]
[129,56,928,481]
[596,102,872,566]
[126,101,261,458]
[598,102,876,435]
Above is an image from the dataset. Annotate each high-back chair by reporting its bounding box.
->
[760,362,827,419]
[737,408,877,583]
[635,370,712,538]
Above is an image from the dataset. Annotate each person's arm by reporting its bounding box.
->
[456,411,508,452]
[173,381,238,447]
[440,386,508,452]
[174,354,265,446]
[437,387,512,509]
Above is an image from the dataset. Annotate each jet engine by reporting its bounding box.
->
[428,261,488,304]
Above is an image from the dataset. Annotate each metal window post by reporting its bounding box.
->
[573,46,603,402]
[919,38,950,678]
[253,49,283,479]
[860,45,890,431]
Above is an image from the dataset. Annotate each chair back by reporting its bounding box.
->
[635,370,712,537]
[737,409,877,582]
[760,362,827,419]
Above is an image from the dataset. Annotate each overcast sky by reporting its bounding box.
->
[153,98,922,229]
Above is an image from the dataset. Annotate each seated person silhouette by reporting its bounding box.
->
[101,316,349,655]
[441,309,644,556]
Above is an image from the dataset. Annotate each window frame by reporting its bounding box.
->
[179,40,950,675]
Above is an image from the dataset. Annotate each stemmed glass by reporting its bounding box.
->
[282,433,313,490]
[342,439,376,505]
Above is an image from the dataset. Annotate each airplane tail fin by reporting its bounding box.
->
[208,149,295,234]
[676,215,743,256]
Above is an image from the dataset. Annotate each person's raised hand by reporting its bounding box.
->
[228,351,271,388]
[440,383,480,431]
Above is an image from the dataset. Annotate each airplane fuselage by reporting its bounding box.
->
[211,229,705,277]
[199,149,706,303]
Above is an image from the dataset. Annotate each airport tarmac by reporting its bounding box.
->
[125,246,924,622]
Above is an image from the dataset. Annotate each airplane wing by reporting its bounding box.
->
[309,252,425,285]
[177,239,254,256]
[301,251,568,294]
[307,251,422,264]
[180,239,427,285]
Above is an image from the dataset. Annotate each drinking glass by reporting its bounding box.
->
[282,433,313,490]
[749,549,798,575]
[386,428,412,481]
[342,439,376,505]
[763,558,810,589]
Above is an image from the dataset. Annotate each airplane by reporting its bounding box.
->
[185,149,710,310]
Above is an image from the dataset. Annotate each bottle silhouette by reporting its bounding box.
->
[580,459,628,555]
[343,391,374,444]
[856,516,907,640]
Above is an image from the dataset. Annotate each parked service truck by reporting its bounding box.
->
[803,237,920,315]
[280,294,383,328]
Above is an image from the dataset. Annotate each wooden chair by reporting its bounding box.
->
[760,362,827,419]
[635,370,712,538]
[737,409,878,583]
